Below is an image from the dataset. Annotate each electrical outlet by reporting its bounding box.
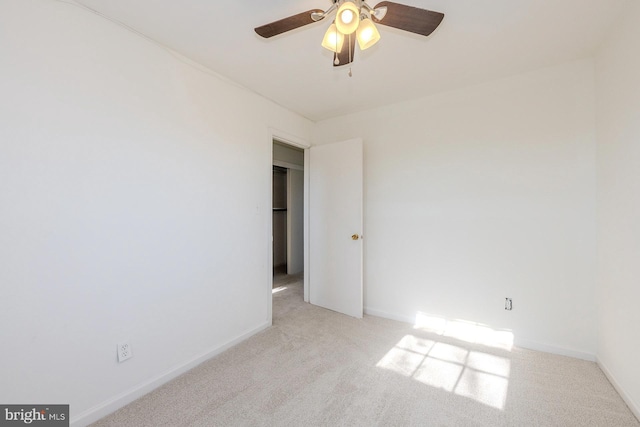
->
[117,342,133,363]
[505,298,513,311]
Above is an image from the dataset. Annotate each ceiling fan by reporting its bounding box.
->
[254,0,444,68]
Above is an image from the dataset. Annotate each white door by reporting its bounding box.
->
[309,138,363,318]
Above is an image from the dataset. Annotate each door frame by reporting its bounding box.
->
[267,128,310,325]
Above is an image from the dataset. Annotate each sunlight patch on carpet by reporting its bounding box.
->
[376,334,511,410]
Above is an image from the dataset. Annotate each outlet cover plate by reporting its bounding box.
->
[505,298,513,311]
[117,342,133,363]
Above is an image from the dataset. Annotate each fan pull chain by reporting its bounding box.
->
[348,33,353,77]
[334,20,340,65]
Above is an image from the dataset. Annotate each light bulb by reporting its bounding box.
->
[335,1,360,35]
[341,9,354,24]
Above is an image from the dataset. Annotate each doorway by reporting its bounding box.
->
[267,135,363,323]
[272,140,305,300]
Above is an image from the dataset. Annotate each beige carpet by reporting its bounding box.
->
[92,280,639,426]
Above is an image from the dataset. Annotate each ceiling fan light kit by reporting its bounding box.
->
[255,0,444,69]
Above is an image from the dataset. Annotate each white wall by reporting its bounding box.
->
[595,1,640,417]
[0,1,311,425]
[314,59,598,359]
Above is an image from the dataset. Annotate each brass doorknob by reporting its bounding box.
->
[351,234,360,240]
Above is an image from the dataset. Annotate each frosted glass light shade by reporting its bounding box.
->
[356,18,380,50]
[336,1,360,35]
[321,23,345,53]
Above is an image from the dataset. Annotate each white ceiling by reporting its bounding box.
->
[74,0,628,121]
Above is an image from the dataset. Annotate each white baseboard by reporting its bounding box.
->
[70,322,271,427]
[364,307,415,324]
[364,307,596,361]
[597,357,640,422]
[514,338,595,361]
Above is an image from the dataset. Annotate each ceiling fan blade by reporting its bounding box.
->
[255,9,325,38]
[333,33,356,67]
[372,1,444,37]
